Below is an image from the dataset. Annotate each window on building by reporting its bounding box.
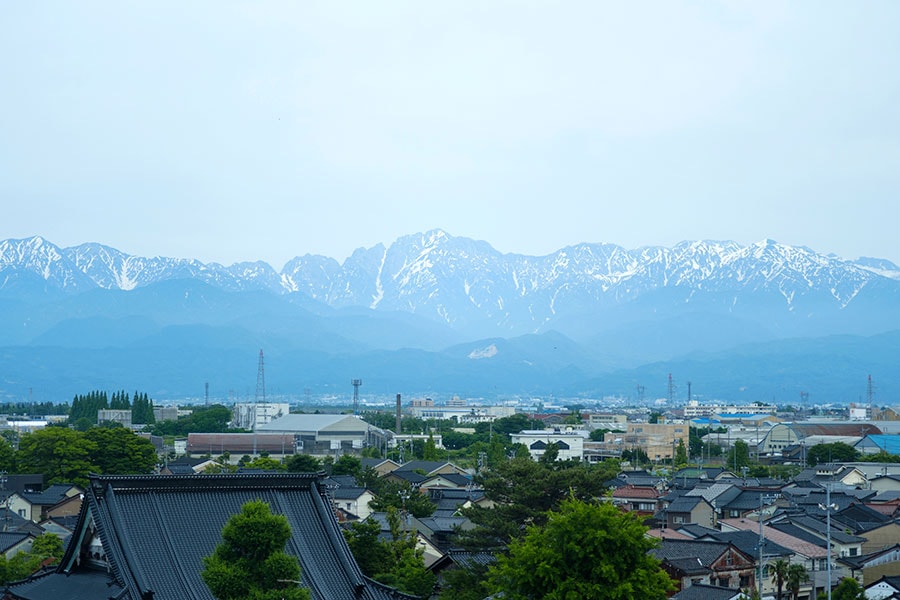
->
[849,548,858,556]
[739,575,750,588]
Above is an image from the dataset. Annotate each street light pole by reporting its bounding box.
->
[819,485,838,600]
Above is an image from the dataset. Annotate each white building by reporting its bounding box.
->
[231,402,290,430]
[511,428,588,461]
[255,413,387,455]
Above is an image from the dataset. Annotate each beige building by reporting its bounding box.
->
[603,422,689,461]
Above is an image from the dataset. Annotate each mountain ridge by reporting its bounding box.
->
[2,232,899,403]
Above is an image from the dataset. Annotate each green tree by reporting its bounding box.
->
[0,533,64,584]
[819,577,865,600]
[30,532,63,561]
[621,447,650,465]
[243,456,286,471]
[423,433,441,461]
[589,428,610,442]
[487,497,673,599]
[150,404,233,436]
[0,437,15,473]
[457,456,619,551]
[769,558,789,600]
[786,564,809,600]
[806,442,860,467]
[373,507,436,598]
[730,439,751,471]
[201,500,310,600]
[16,428,98,487]
[331,454,362,477]
[284,454,323,473]
[858,450,900,463]
[674,439,688,468]
[343,518,392,577]
[85,427,158,475]
[369,482,436,518]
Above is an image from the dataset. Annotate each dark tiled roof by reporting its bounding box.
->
[791,423,882,436]
[0,531,30,553]
[21,484,77,506]
[394,461,460,475]
[789,515,866,544]
[649,539,731,567]
[5,568,125,600]
[331,487,369,500]
[388,471,427,485]
[10,473,417,600]
[703,530,793,560]
[422,473,471,487]
[672,583,744,600]
[666,496,708,513]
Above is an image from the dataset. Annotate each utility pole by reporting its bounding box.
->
[819,485,837,600]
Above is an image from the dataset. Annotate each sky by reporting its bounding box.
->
[1,2,899,269]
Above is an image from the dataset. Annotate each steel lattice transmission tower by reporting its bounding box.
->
[254,349,267,433]
[255,349,266,403]
[351,379,362,414]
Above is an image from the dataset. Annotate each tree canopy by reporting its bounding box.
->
[806,442,860,467]
[457,456,619,551]
[201,500,310,600]
[343,507,435,598]
[16,427,98,487]
[487,497,673,600]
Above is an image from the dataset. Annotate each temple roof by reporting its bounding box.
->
[7,473,418,600]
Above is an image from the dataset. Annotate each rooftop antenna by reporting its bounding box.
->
[352,379,362,414]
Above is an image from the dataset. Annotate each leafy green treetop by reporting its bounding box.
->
[457,456,619,551]
[16,428,98,488]
[487,497,674,600]
[201,500,310,600]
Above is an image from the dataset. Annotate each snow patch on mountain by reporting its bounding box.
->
[468,344,498,359]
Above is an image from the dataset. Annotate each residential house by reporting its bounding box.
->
[650,539,756,592]
[331,487,375,521]
[5,484,81,523]
[663,496,717,528]
[0,531,33,559]
[612,484,663,516]
[840,544,900,584]
[866,574,900,599]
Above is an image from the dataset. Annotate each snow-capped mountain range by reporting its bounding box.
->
[3,231,900,402]
[3,231,899,340]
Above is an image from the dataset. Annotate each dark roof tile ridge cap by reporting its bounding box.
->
[89,472,320,492]
[101,485,154,597]
[85,484,137,593]
[363,575,424,599]
[59,492,96,574]
[308,482,368,589]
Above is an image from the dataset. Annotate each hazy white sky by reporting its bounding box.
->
[2,2,899,268]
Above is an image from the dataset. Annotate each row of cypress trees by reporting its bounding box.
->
[69,390,156,425]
